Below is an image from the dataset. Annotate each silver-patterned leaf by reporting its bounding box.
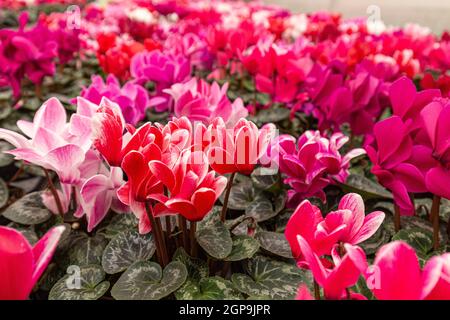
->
[102,229,156,274]
[0,178,8,208]
[49,265,109,300]
[340,174,392,199]
[245,195,277,222]
[111,261,187,300]
[224,235,260,261]
[0,141,14,167]
[173,247,209,281]
[231,256,312,299]
[175,276,242,300]
[392,227,433,255]
[256,231,293,258]
[70,234,108,266]
[1,191,52,224]
[222,181,255,210]
[251,167,279,190]
[99,214,139,239]
[196,207,233,259]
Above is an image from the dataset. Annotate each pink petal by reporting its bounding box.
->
[0,226,34,300]
[350,211,385,244]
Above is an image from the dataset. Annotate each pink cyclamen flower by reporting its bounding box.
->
[317,193,385,246]
[366,116,435,215]
[0,12,58,99]
[0,97,90,184]
[285,193,384,259]
[130,50,191,112]
[78,74,150,125]
[269,130,365,207]
[0,225,65,300]
[206,117,276,175]
[369,241,450,300]
[420,98,450,200]
[165,77,248,126]
[147,149,228,222]
[297,234,367,299]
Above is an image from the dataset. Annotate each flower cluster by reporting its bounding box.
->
[269,131,365,207]
[366,77,450,215]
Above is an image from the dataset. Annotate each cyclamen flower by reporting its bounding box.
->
[206,117,276,175]
[297,235,367,299]
[79,74,150,124]
[420,98,450,200]
[0,12,58,98]
[0,225,65,300]
[368,241,450,300]
[130,50,191,112]
[285,193,384,259]
[366,116,435,215]
[269,130,365,207]
[165,78,248,126]
[0,98,90,184]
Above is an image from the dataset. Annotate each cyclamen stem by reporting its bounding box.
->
[43,168,64,217]
[394,203,401,232]
[190,221,197,258]
[155,217,169,266]
[145,201,165,266]
[179,215,189,252]
[220,172,236,222]
[431,195,441,250]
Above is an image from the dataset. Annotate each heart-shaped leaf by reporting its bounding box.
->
[339,174,392,200]
[99,214,139,239]
[0,141,14,167]
[222,181,255,210]
[102,229,156,274]
[0,178,8,208]
[1,192,52,225]
[251,167,279,190]
[392,227,433,255]
[70,234,108,266]
[176,276,242,300]
[111,261,187,300]
[49,265,110,300]
[225,235,260,261]
[256,231,293,258]
[245,194,278,222]
[196,207,233,259]
[232,256,312,299]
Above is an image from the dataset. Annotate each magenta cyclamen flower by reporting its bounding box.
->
[0,12,58,98]
[130,50,191,112]
[420,98,450,200]
[269,130,365,207]
[165,77,248,126]
[0,225,65,300]
[368,241,450,300]
[366,116,436,215]
[79,74,150,124]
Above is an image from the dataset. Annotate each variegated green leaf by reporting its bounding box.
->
[392,227,433,255]
[0,141,14,167]
[339,174,392,200]
[256,231,293,258]
[176,276,242,300]
[231,256,312,299]
[0,178,8,208]
[2,191,52,225]
[102,229,156,274]
[225,235,260,261]
[196,207,232,259]
[111,261,187,300]
[49,265,109,300]
[70,234,108,266]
